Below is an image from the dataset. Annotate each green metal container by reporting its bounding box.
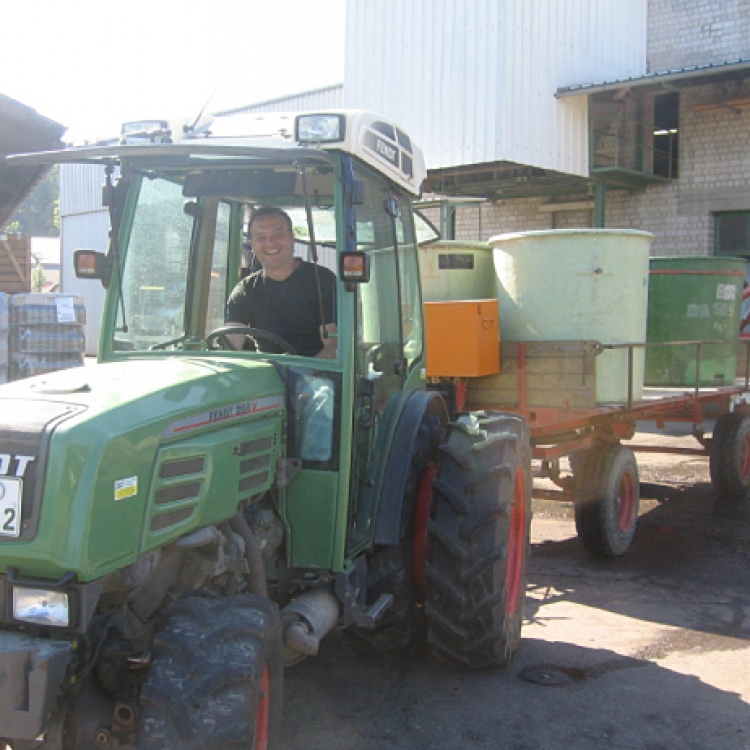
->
[645,256,746,386]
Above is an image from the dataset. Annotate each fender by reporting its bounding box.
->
[373,390,448,546]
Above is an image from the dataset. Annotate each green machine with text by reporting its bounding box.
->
[0,111,531,749]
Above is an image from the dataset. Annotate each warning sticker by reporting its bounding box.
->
[114,476,138,502]
[55,297,76,323]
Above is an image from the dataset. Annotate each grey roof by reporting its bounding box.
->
[557,58,750,98]
[0,94,65,230]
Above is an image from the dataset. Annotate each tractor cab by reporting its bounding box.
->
[17,110,432,570]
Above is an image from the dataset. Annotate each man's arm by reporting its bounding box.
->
[316,323,338,359]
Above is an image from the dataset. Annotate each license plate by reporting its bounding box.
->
[0,478,23,538]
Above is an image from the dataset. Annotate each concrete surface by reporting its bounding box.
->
[280,428,750,750]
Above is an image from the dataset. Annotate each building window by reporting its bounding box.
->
[652,92,679,179]
[715,211,750,258]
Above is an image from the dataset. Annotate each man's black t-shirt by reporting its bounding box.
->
[226,261,336,357]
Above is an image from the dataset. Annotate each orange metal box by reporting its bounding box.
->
[424,299,501,377]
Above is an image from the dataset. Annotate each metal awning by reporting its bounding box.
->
[557,58,750,98]
[0,94,65,231]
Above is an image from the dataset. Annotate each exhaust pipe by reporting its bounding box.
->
[281,585,341,664]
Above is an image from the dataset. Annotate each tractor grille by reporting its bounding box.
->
[0,399,85,540]
[237,437,274,500]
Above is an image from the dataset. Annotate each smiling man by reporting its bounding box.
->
[225,207,337,358]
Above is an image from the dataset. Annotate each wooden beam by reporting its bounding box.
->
[0,239,28,288]
[538,201,595,213]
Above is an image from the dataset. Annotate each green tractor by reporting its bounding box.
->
[0,111,531,749]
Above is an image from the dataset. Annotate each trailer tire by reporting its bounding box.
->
[345,412,443,654]
[569,447,596,479]
[574,443,639,557]
[137,593,283,750]
[709,412,750,503]
[425,412,531,668]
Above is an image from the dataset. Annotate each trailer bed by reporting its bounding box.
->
[448,339,750,557]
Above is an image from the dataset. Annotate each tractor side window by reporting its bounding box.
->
[205,201,232,334]
[355,178,402,398]
[286,367,341,470]
[394,196,423,371]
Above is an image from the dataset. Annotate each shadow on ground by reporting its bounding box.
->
[528,479,750,639]
[281,633,750,750]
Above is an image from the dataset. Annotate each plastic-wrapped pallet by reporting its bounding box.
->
[9,294,86,381]
[0,294,8,385]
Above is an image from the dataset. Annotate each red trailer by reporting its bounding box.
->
[434,338,750,557]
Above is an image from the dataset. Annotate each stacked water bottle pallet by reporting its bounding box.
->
[8,294,86,381]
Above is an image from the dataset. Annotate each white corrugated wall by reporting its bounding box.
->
[344,0,647,175]
[216,85,344,116]
[60,164,107,356]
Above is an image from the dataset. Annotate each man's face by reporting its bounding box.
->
[250,213,296,277]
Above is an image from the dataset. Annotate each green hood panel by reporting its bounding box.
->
[0,357,286,581]
[0,357,282,419]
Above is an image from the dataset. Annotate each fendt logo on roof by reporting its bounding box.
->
[363,130,400,171]
[375,137,397,163]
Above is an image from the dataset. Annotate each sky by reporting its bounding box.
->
[1,0,347,144]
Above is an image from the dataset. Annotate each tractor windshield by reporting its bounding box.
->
[107,158,338,355]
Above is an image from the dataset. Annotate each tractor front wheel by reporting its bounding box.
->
[425,412,532,668]
[137,593,283,750]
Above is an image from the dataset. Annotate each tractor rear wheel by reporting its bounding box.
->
[574,443,639,557]
[425,412,531,668]
[709,412,750,503]
[137,593,283,750]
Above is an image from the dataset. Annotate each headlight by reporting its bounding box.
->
[13,588,70,627]
[296,114,345,143]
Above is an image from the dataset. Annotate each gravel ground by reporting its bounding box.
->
[280,426,750,750]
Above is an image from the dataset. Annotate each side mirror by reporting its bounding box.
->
[74,250,111,287]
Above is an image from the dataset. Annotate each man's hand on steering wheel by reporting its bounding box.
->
[205,325,297,355]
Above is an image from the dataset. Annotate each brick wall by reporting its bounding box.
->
[611,80,750,255]
[449,80,750,257]
[648,0,750,72]
[453,198,593,242]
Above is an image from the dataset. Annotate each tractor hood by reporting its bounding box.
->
[0,357,286,580]
[0,356,285,426]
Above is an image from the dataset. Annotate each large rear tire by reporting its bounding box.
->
[425,412,532,668]
[137,593,283,750]
[574,443,639,557]
[709,412,750,503]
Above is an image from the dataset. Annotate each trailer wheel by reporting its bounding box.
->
[425,412,531,668]
[138,593,283,750]
[574,443,639,557]
[346,413,443,653]
[569,449,593,483]
[709,412,750,502]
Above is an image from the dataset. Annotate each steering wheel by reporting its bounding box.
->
[205,325,297,355]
